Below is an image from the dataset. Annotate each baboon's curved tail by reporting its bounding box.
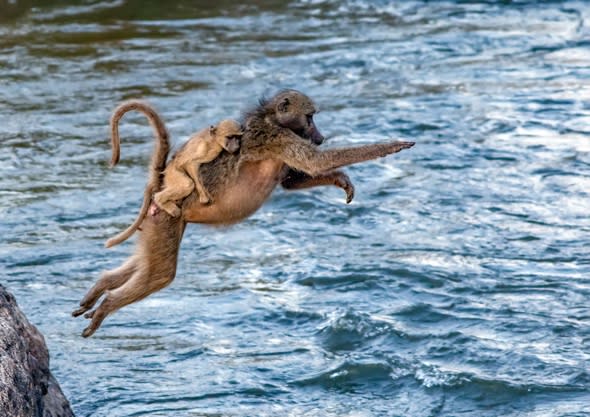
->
[105,100,171,248]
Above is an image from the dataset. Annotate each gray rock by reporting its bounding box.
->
[0,284,74,417]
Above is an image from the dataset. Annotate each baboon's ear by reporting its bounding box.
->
[209,125,216,136]
[277,97,290,113]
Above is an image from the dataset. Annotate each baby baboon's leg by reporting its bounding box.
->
[72,257,137,317]
[153,171,194,217]
[281,169,355,204]
[185,162,212,204]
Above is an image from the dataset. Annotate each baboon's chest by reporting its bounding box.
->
[183,159,285,225]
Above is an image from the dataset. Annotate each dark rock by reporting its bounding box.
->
[0,284,75,417]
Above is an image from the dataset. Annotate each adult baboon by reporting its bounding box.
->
[74,89,414,337]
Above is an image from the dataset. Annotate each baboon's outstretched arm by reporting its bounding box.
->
[281,169,355,204]
[259,131,414,177]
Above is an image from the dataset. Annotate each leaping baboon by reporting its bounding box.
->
[154,119,243,216]
[74,89,415,337]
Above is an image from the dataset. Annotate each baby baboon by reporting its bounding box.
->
[154,119,243,217]
[74,89,414,337]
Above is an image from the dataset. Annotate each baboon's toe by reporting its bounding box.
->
[81,326,95,338]
[72,306,89,317]
[84,310,96,319]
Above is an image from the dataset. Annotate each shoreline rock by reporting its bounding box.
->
[0,284,75,417]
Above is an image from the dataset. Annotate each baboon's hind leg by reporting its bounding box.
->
[81,210,185,337]
[81,259,177,337]
[80,206,186,337]
[81,267,148,337]
[72,257,137,317]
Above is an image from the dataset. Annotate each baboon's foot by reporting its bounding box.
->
[81,308,108,338]
[72,294,99,317]
[199,194,212,205]
[82,325,96,338]
[72,288,103,317]
[153,194,180,217]
[72,305,90,317]
[156,201,180,217]
[163,204,181,217]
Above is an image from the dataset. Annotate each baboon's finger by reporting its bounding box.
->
[340,179,355,204]
[345,185,355,204]
[389,141,415,153]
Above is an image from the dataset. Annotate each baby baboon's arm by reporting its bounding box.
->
[281,169,355,204]
[184,161,212,204]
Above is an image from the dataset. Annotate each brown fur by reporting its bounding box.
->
[73,210,185,337]
[154,119,243,216]
[74,89,414,337]
[104,100,170,248]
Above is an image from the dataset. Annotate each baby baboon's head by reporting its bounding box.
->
[210,119,243,153]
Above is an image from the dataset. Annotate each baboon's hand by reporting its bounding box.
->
[334,172,355,204]
[387,141,415,154]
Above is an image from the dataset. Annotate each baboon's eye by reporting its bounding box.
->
[306,114,313,124]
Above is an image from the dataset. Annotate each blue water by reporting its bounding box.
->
[1,1,589,416]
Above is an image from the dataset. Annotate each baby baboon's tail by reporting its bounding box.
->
[105,100,171,248]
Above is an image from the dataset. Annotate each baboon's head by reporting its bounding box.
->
[271,90,324,145]
[211,119,243,153]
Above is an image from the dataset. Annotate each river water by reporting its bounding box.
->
[1,1,589,416]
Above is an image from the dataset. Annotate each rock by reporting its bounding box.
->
[0,284,75,417]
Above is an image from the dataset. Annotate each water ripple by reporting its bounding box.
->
[1,1,589,416]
